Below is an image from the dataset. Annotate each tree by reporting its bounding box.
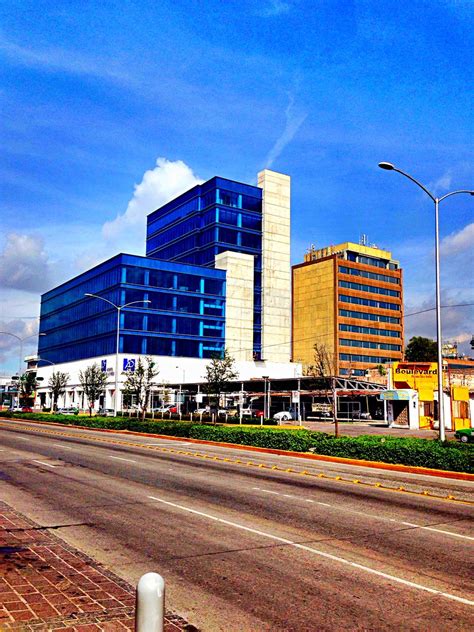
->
[122,356,159,420]
[48,371,70,411]
[19,372,39,406]
[405,336,438,362]
[204,349,238,422]
[79,364,108,416]
[308,342,337,377]
[308,343,339,437]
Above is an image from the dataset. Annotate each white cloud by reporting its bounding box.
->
[430,168,453,195]
[0,317,40,370]
[257,1,292,17]
[264,93,307,168]
[441,222,474,256]
[0,233,52,293]
[102,158,203,254]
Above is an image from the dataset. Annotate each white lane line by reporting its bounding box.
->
[53,444,73,450]
[109,456,137,463]
[147,495,473,606]
[398,521,474,542]
[18,437,31,441]
[252,487,474,542]
[32,460,56,468]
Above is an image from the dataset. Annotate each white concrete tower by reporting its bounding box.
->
[258,169,291,362]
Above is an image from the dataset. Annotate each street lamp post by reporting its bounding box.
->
[262,375,269,419]
[378,162,474,441]
[84,294,151,416]
[0,331,46,406]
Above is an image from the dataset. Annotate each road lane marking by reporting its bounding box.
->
[147,494,473,606]
[32,460,56,468]
[53,444,73,450]
[398,520,474,541]
[109,456,137,463]
[1,422,472,506]
[18,437,31,441]
[252,487,474,542]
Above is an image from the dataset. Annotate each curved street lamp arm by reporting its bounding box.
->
[0,331,21,343]
[438,189,474,203]
[392,167,436,201]
[84,293,119,310]
[120,300,152,309]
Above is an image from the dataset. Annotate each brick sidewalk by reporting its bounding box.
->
[0,502,194,631]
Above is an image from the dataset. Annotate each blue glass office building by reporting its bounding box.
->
[146,176,263,357]
[38,170,293,367]
[38,255,227,365]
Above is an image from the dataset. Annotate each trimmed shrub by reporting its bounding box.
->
[308,433,473,473]
[1,410,472,472]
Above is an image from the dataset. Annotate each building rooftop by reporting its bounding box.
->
[304,241,395,263]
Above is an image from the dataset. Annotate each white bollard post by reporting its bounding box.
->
[135,572,165,632]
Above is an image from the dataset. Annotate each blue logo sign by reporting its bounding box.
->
[123,358,136,372]
[101,359,107,372]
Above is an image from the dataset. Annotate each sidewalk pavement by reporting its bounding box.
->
[0,502,193,631]
[302,420,441,439]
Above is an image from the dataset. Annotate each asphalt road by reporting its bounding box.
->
[1,419,473,631]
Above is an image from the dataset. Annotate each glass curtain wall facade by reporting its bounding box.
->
[146,176,263,358]
[38,254,226,365]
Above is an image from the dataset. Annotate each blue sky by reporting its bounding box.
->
[1,0,473,371]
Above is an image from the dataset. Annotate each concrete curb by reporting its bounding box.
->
[3,416,474,482]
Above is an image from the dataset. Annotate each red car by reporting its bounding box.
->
[21,406,33,413]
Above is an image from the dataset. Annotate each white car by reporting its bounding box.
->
[57,407,78,415]
[273,408,297,423]
[195,406,210,415]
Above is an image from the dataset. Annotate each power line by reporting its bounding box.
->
[405,303,474,317]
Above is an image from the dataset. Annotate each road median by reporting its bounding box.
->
[2,412,473,480]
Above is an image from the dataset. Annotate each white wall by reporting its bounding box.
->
[35,354,302,409]
[258,169,291,363]
[215,251,254,361]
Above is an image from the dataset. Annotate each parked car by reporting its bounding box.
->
[455,428,473,443]
[57,407,79,415]
[152,405,177,413]
[8,406,24,413]
[273,407,297,423]
[195,406,210,415]
[241,408,264,417]
[98,408,114,417]
[21,406,33,413]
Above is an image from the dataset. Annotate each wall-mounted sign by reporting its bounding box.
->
[101,359,107,372]
[123,358,136,372]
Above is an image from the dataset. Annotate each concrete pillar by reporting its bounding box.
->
[258,169,291,362]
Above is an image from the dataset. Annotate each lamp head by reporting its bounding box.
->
[378,162,395,171]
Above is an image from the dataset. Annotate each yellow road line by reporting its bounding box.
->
[2,422,473,506]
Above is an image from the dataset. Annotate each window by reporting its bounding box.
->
[339,266,400,285]
[339,324,400,337]
[339,280,400,297]
[217,189,240,208]
[339,295,400,311]
[339,309,400,324]
[339,353,394,364]
[340,339,401,351]
[346,252,394,269]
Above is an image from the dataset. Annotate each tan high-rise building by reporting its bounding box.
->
[292,242,404,376]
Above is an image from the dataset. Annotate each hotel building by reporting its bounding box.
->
[292,242,404,376]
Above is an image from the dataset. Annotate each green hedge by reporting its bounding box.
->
[309,433,474,473]
[1,410,472,472]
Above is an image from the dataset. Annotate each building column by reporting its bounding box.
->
[258,169,291,362]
